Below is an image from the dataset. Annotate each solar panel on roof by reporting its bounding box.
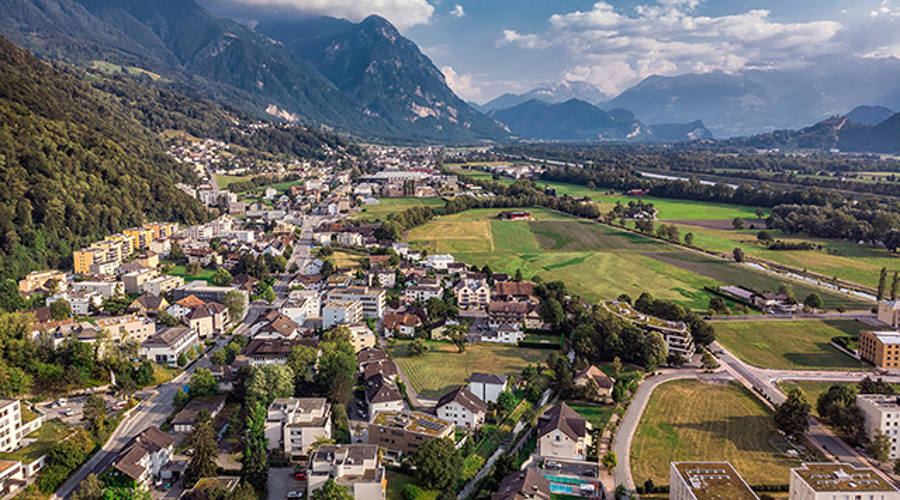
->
[417,419,445,431]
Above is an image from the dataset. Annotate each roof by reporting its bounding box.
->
[371,411,452,436]
[383,313,420,330]
[469,373,509,386]
[172,396,227,427]
[494,281,534,297]
[363,360,398,380]
[491,469,551,500]
[142,327,193,348]
[245,338,318,358]
[791,463,899,493]
[537,403,588,441]
[357,347,389,365]
[311,444,378,466]
[437,387,487,414]
[366,374,403,404]
[24,307,52,323]
[672,462,760,500]
[175,295,206,309]
[488,302,530,314]
[863,331,900,344]
[131,294,166,310]
[109,426,174,480]
[574,366,614,389]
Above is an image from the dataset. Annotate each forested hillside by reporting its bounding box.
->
[0,34,208,280]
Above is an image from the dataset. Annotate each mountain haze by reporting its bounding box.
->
[478,80,609,113]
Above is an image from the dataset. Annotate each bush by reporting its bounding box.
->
[402,484,421,500]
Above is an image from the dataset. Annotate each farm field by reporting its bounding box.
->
[630,379,801,488]
[388,341,547,398]
[213,173,253,189]
[358,197,446,221]
[715,319,869,371]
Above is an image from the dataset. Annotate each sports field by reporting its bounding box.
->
[358,197,446,220]
[388,341,547,398]
[631,379,800,487]
[715,319,869,370]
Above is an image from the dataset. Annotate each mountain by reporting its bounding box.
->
[647,121,714,142]
[0,33,208,280]
[489,99,645,141]
[255,16,509,143]
[846,105,894,125]
[479,81,609,113]
[607,57,900,138]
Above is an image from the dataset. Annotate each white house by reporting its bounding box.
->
[71,280,124,299]
[322,300,363,329]
[788,463,900,500]
[46,291,102,316]
[104,426,174,489]
[536,403,591,461]
[402,285,442,305]
[436,387,487,430]
[266,398,332,459]
[424,254,455,270]
[307,445,384,500]
[303,259,324,275]
[140,327,199,366]
[468,373,509,404]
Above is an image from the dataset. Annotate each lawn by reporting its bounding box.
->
[385,470,439,500]
[167,264,214,283]
[566,402,615,430]
[213,173,254,189]
[329,250,365,269]
[388,341,548,398]
[0,421,70,462]
[153,365,180,386]
[777,380,900,418]
[358,198,445,221]
[715,319,869,370]
[631,379,800,488]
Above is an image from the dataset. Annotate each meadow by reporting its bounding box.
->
[357,197,446,221]
[714,319,869,370]
[630,379,801,487]
[388,340,547,398]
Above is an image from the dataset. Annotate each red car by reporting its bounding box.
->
[294,473,307,481]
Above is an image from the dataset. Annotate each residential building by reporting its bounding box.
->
[46,291,102,316]
[103,427,173,490]
[134,251,159,270]
[487,301,529,330]
[168,295,208,321]
[357,348,389,373]
[18,270,66,294]
[143,222,179,240]
[402,284,442,305]
[303,259,324,275]
[149,238,172,258]
[323,300,363,329]
[455,279,490,308]
[93,315,156,344]
[493,281,535,302]
[173,283,248,315]
[348,323,377,352]
[123,269,158,295]
[498,210,532,221]
[89,259,119,276]
[249,311,298,340]
[537,403,592,461]
[481,324,525,344]
[880,301,900,328]
[229,274,259,294]
[603,300,696,359]
[140,327,200,366]
[468,373,509,404]
[142,275,184,297]
[436,387,487,430]
[367,269,395,288]
[424,254,455,270]
[127,294,169,315]
[363,361,398,382]
[336,232,364,246]
[0,400,24,452]
[185,248,222,267]
[670,462,759,500]
[73,247,109,274]
[367,411,453,455]
[266,398,332,459]
[244,339,319,366]
[789,463,900,500]
[859,331,900,369]
[172,396,227,433]
[491,469,551,500]
[281,294,321,325]
[382,314,420,337]
[185,302,230,337]
[857,394,900,459]
[573,366,615,398]
[123,228,154,251]
[0,460,24,497]
[72,280,123,299]
[327,287,386,320]
[307,445,385,500]
[365,374,404,420]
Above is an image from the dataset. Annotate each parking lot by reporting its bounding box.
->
[38,394,119,425]
[542,459,599,479]
[267,467,306,500]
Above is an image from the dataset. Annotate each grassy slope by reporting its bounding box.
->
[715,320,869,370]
[631,380,800,487]
[358,197,446,221]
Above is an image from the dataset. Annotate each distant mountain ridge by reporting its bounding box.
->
[846,105,894,125]
[478,81,609,113]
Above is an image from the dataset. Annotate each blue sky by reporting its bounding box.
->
[199,0,900,103]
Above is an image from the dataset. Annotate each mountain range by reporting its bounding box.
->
[475,80,610,113]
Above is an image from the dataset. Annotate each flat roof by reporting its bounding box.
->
[857,394,900,409]
[865,331,900,344]
[672,462,759,500]
[371,411,452,436]
[792,463,899,492]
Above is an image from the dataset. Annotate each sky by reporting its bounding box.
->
[198,0,900,104]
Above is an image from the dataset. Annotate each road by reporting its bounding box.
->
[706,312,877,322]
[273,215,320,300]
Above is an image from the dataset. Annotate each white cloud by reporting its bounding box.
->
[500,0,845,94]
[450,4,465,18]
[441,66,482,100]
[209,0,434,30]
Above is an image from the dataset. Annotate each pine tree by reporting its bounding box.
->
[878,267,888,301]
[892,271,899,301]
[185,410,218,486]
[241,402,269,490]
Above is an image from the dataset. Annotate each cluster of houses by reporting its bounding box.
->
[718,286,802,314]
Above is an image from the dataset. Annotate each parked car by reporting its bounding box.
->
[294,473,307,481]
[63,408,74,416]
[286,492,303,498]
[56,398,67,407]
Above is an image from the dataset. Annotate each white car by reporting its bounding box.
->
[286,492,303,498]
[64,408,74,417]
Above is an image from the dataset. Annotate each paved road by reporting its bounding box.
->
[707,312,876,322]
[273,215,319,300]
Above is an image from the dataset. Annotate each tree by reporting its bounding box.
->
[185,410,218,486]
[412,437,462,490]
[171,242,185,262]
[893,271,900,301]
[869,428,892,463]
[401,484,422,500]
[878,267,888,301]
[540,298,565,326]
[82,395,107,434]
[49,299,71,320]
[446,324,468,353]
[409,338,428,356]
[210,349,228,366]
[492,454,518,483]
[513,268,523,282]
[310,479,353,500]
[71,474,103,500]
[756,207,766,219]
[684,232,694,245]
[641,332,667,372]
[803,293,824,310]
[701,351,720,370]
[189,368,219,398]
[222,291,246,321]
[186,262,202,276]
[320,260,336,278]
[757,230,773,242]
[241,401,269,490]
[264,286,276,304]
[177,353,188,367]
[774,388,810,436]
[210,268,233,287]
[601,450,617,471]
[156,309,181,327]
[732,217,744,230]
[778,282,796,303]
[496,391,515,415]
[287,344,318,384]
[247,364,294,406]
[732,247,745,263]
[836,303,848,314]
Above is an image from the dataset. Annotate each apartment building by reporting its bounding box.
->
[323,300,363,329]
[73,247,109,274]
[123,228,153,251]
[18,270,66,294]
[859,331,900,369]
[143,222,179,240]
[123,269,158,295]
[857,394,900,460]
[266,398,332,459]
[140,327,199,366]
[487,301,529,329]
[103,426,173,490]
[307,445,384,500]
[72,280,123,299]
[468,373,509,404]
[0,400,23,452]
[93,315,156,344]
[368,411,453,455]
[46,291,102,316]
[879,301,900,328]
[402,284,442,305]
[670,462,759,500]
[142,275,184,297]
[327,287,385,319]
[172,283,248,316]
[455,279,490,308]
[280,294,320,325]
[789,463,900,500]
[244,339,319,367]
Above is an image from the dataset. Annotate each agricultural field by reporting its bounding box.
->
[213,173,254,189]
[388,340,547,398]
[715,319,869,371]
[358,197,446,221]
[630,379,801,488]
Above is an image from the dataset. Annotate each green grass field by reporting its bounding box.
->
[631,379,800,487]
[0,421,70,462]
[358,198,446,221]
[167,265,214,283]
[715,319,869,370]
[566,402,615,430]
[385,470,439,500]
[388,341,548,398]
[213,174,254,189]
